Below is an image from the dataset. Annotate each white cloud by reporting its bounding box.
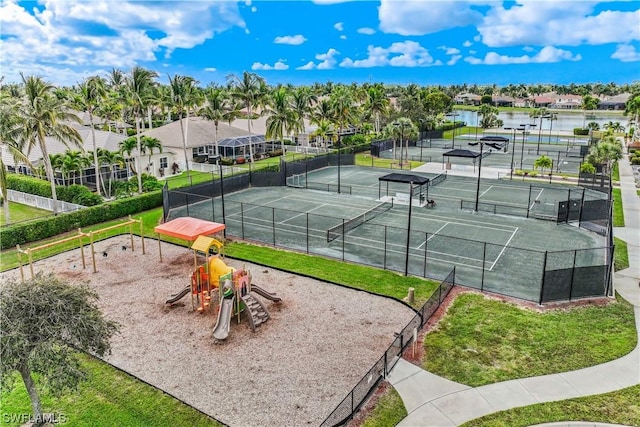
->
[357,27,376,35]
[465,46,581,65]
[273,34,307,45]
[316,48,341,69]
[340,41,435,68]
[611,44,640,62]
[463,40,473,48]
[447,55,462,66]
[251,6,257,12]
[296,61,316,70]
[204,67,217,72]
[438,46,460,55]
[478,2,640,47]
[251,60,289,71]
[379,0,483,35]
[340,35,347,40]
[334,22,344,31]
[0,0,244,85]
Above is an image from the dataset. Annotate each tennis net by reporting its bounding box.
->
[429,173,447,187]
[326,201,393,242]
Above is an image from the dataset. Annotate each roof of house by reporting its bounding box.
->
[2,124,126,166]
[142,117,253,149]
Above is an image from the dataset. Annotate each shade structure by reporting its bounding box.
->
[155,217,225,242]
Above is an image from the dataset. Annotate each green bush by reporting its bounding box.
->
[126,128,136,136]
[631,156,640,165]
[342,134,367,146]
[220,157,234,166]
[573,128,590,136]
[580,163,597,174]
[7,174,103,206]
[268,149,283,157]
[0,191,162,250]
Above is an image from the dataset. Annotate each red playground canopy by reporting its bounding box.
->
[154,217,225,242]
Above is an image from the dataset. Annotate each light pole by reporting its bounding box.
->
[504,127,521,180]
[404,181,414,276]
[210,155,226,237]
[446,111,459,148]
[519,123,536,170]
[337,133,341,193]
[536,114,551,154]
[419,119,425,161]
[394,121,410,167]
[474,142,484,212]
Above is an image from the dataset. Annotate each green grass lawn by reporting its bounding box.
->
[355,153,424,169]
[423,293,636,387]
[612,187,624,227]
[361,387,407,427]
[612,161,620,181]
[0,202,50,227]
[462,384,640,427]
[614,237,629,271]
[1,354,220,427]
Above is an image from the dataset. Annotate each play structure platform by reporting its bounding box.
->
[160,223,282,341]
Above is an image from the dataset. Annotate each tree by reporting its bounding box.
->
[227,71,267,162]
[97,148,124,197]
[264,87,297,155]
[0,274,118,425]
[0,94,28,224]
[168,74,201,173]
[363,85,390,134]
[311,119,334,150]
[329,86,357,149]
[125,67,158,193]
[141,136,163,175]
[74,76,106,196]
[586,136,623,175]
[291,87,317,149]
[477,104,501,128]
[15,75,83,214]
[534,155,553,174]
[200,87,233,158]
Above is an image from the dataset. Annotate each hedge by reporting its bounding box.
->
[574,128,590,136]
[1,191,162,250]
[7,174,103,206]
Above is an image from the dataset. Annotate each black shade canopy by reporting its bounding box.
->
[379,173,430,185]
[443,149,481,158]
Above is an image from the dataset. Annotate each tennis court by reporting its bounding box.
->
[166,177,608,303]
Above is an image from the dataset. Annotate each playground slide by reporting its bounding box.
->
[165,286,190,304]
[251,285,282,302]
[212,296,235,340]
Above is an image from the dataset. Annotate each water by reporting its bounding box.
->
[451,110,628,132]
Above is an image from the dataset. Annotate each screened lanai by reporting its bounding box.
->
[213,135,267,160]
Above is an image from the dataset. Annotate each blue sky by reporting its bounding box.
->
[1,0,639,87]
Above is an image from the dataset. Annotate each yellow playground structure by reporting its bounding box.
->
[164,235,282,341]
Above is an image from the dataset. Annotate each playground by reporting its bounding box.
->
[3,234,414,426]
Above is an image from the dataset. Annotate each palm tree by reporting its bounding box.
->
[363,85,390,134]
[264,87,297,156]
[141,136,163,175]
[168,74,201,173]
[291,87,317,149]
[15,75,82,214]
[124,67,158,193]
[226,71,266,163]
[329,86,357,150]
[119,137,139,178]
[200,87,231,157]
[61,150,85,185]
[0,95,29,224]
[74,76,107,196]
[97,148,124,197]
[534,155,553,174]
[311,119,335,150]
[477,104,500,128]
[586,136,623,175]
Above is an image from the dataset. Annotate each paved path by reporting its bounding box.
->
[389,150,640,426]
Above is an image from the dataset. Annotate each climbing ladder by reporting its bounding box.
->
[241,294,270,331]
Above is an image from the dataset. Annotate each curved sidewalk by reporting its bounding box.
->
[389,153,640,426]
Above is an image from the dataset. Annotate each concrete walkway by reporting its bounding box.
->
[389,151,640,426]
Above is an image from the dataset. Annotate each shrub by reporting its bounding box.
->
[529,171,538,177]
[7,174,103,206]
[580,163,597,174]
[631,156,640,165]
[514,170,525,176]
[573,128,590,136]
[268,149,283,157]
[342,134,367,146]
[126,128,136,136]
[220,157,234,166]
[1,191,162,250]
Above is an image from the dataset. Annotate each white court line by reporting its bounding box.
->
[280,204,328,224]
[489,227,519,271]
[479,185,493,198]
[416,222,450,250]
[528,188,544,210]
[385,210,517,233]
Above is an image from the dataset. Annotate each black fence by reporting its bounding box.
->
[320,268,456,427]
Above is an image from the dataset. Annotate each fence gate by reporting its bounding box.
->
[557,199,581,223]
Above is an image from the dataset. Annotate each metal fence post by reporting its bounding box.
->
[569,249,577,300]
[383,226,387,269]
[272,207,276,246]
[341,219,345,262]
[481,242,487,291]
[306,213,309,254]
[241,202,245,239]
[423,232,428,278]
[539,251,548,304]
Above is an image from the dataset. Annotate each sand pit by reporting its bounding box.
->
[4,236,414,426]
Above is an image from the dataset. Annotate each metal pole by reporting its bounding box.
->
[219,161,226,238]
[519,130,526,170]
[337,135,341,194]
[404,184,414,276]
[475,143,484,212]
